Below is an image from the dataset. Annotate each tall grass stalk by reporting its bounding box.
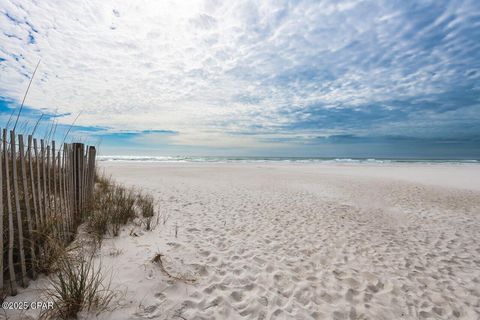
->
[41,253,114,319]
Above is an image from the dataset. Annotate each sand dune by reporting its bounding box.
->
[4,163,480,319]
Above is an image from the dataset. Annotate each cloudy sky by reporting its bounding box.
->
[0,0,479,158]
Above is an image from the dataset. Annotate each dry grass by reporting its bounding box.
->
[88,174,137,242]
[137,192,155,218]
[40,253,114,319]
[137,192,158,231]
[107,248,123,257]
[111,187,136,232]
[95,173,111,194]
[34,215,75,275]
[89,173,158,242]
[87,210,110,249]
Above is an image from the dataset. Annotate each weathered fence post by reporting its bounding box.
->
[0,128,4,296]
[10,131,28,287]
[34,138,44,228]
[19,134,37,279]
[3,129,17,295]
[46,144,51,231]
[82,146,87,214]
[41,140,47,227]
[73,143,83,221]
[63,144,71,239]
[88,146,96,207]
[72,143,77,223]
[57,149,66,243]
[28,136,39,240]
[52,141,58,240]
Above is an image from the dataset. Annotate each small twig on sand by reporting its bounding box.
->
[151,253,195,283]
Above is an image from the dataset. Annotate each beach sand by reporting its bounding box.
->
[4,162,480,319]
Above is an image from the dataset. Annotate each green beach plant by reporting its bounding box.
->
[137,192,158,231]
[41,253,114,319]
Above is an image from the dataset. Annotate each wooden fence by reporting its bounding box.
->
[0,128,96,297]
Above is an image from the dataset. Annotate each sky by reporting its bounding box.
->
[0,0,479,158]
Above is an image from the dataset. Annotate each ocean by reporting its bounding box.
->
[97,155,479,165]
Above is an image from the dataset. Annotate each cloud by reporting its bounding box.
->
[0,0,479,152]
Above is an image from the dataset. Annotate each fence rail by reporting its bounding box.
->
[0,128,96,297]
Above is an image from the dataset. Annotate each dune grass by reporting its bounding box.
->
[38,172,158,319]
[88,173,158,244]
[137,192,158,231]
[34,215,74,275]
[41,253,114,319]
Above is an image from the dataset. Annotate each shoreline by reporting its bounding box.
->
[97,156,480,165]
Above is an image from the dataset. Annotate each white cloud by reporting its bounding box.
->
[0,0,479,148]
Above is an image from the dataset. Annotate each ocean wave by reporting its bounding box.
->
[97,156,479,165]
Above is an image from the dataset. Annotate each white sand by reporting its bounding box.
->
[4,162,480,319]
